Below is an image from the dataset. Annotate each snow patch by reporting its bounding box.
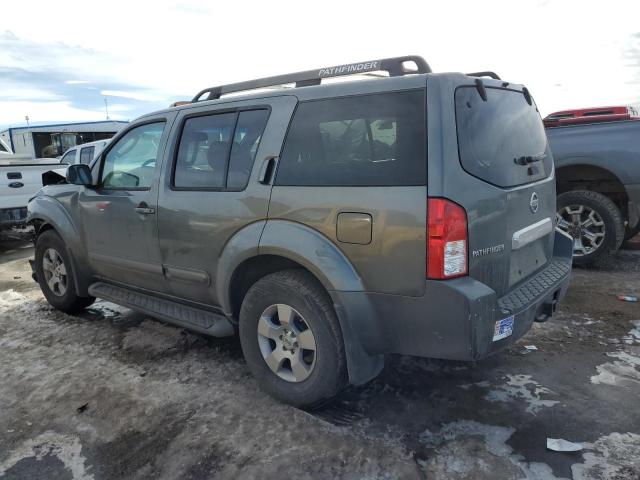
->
[484,374,559,415]
[572,432,640,480]
[419,420,567,479]
[590,350,640,386]
[621,320,640,345]
[0,431,93,479]
[0,289,26,312]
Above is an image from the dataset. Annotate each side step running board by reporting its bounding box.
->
[88,282,234,337]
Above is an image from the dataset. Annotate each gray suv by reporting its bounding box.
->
[28,56,573,407]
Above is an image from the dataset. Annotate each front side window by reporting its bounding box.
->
[102,122,165,189]
[0,141,7,152]
[276,91,426,186]
[60,149,76,164]
[79,146,95,164]
[174,109,269,189]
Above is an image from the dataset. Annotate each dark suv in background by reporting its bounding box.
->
[28,56,572,407]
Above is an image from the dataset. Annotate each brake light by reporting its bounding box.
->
[427,198,468,279]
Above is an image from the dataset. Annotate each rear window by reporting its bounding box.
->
[276,90,426,186]
[455,86,551,188]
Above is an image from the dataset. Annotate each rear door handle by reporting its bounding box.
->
[134,202,155,215]
[258,156,278,184]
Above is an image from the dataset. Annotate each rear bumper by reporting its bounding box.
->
[0,207,28,228]
[333,230,573,363]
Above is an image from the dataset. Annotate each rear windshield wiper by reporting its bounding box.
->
[514,153,546,166]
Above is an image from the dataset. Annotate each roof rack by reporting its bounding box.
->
[467,71,501,80]
[192,55,432,102]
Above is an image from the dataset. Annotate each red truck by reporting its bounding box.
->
[543,105,639,128]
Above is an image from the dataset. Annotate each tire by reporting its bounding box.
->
[556,190,624,266]
[239,269,347,409]
[35,230,95,313]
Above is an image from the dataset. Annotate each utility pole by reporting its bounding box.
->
[104,97,110,120]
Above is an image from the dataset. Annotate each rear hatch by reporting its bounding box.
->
[453,84,555,298]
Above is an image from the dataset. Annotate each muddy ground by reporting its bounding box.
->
[0,228,639,479]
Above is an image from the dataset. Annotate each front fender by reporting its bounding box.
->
[27,194,92,296]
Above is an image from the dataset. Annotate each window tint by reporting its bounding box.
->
[79,146,95,164]
[227,110,269,189]
[276,91,426,186]
[102,122,165,189]
[60,149,76,164]
[174,109,269,189]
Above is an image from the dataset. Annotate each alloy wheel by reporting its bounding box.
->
[256,303,317,382]
[42,248,68,296]
[556,204,606,256]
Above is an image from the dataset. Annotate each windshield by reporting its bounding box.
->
[455,86,551,188]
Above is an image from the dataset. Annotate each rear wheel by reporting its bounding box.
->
[556,190,624,266]
[239,270,347,408]
[35,230,95,313]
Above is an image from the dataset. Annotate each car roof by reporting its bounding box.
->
[139,73,430,121]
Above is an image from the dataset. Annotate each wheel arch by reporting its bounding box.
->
[555,164,629,220]
[219,219,381,385]
[28,197,92,296]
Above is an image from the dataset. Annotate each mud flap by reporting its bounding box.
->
[330,292,385,386]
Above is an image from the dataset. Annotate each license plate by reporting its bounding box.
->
[493,316,514,342]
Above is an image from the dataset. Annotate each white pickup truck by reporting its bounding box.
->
[0,137,63,230]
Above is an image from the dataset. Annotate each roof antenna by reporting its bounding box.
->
[104,97,111,120]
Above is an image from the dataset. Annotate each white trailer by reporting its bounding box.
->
[0,120,127,160]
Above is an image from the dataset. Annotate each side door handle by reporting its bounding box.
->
[258,156,278,184]
[134,201,155,215]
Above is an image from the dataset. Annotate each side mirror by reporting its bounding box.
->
[66,164,94,186]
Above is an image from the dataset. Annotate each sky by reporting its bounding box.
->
[2,0,639,130]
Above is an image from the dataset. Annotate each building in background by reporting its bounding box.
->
[0,120,128,159]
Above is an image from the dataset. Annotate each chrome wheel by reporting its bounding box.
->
[42,248,67,296]
[257,303,317,383]
[556,204,605,256]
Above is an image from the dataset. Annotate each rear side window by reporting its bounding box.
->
[174,109,269,190]
[276,91,426,186]
[79,146,95,164]
[175,113,236,188]
[455,86,551,188]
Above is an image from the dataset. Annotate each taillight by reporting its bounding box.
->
[427,198,468,279]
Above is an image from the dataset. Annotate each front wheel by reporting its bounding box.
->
[556,190,624,266]
[239,270,347,408]
[35,230,95,313]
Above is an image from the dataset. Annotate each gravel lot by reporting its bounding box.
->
[0,228,639,479]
